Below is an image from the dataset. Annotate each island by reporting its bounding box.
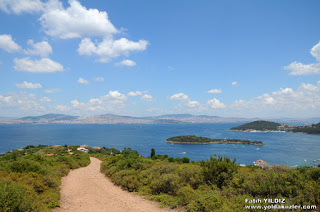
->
[230,120,320,135]
[164,135,264,145]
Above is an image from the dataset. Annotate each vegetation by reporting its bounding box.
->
[2,144,320,211]
[291,122,320,134]
[95,149,320,211]
[231,120,320,135]
[166,135,264,145]
[230,120,281,131]
[0,145,90,211]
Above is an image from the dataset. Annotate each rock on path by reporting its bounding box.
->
[53,157,175,212]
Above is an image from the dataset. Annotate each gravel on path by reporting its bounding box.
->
[52,157,177,212]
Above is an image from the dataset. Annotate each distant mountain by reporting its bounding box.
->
[0,113,257,124]
[19,114,79,122]
[156,114,221,119]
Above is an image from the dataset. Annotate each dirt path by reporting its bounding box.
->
[53,157,176,212]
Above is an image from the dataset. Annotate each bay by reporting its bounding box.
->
[0,123,319,167]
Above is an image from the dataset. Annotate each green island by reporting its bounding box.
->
[165,135,264,145]
[1,145,320,211]
[230,120,320,135]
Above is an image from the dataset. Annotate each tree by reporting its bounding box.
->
[151,148,155,158]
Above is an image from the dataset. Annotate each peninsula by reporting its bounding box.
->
[165,135,264,145]
[230,120,320,135]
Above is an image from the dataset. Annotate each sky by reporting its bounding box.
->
[0,0,320,118]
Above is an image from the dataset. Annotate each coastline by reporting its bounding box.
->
[164,139,264,146]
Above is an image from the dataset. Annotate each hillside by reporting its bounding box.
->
[230,120,282,131]
[165,135,264,145]
[230,120,320,135]
[291,122,320,134]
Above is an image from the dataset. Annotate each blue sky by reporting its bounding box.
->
[0,0,320,118]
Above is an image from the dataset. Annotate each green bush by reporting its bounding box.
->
[0,181,36,212]
[201,156,238,188]
[151,173,180,195]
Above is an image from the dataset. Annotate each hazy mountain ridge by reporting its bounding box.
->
[0,113,319,124]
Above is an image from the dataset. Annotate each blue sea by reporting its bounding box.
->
[0,123,319,167]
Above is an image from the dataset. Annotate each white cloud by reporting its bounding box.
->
[169,93,189,101]
[187,100,200,108]
[310,41,320,61]
[44,88,60,93]
[0,92,46,115]
[208,89,222,94]
[39,97,52,102]
[39,0,118,39]
[141,94,153,102]
[24,40,52,57]
[284,42,320,76]
[115,59,136,67]
[0,34,21,53]
[78,77,89,85]
[127,91,143,97]
[0,0,44,14]
[107,90,127,100]
[69,90,128,114]
[170,93,199,108]
[78,38,148,62]
[284,61,320,76]
[230,81,320,117]
[93,77,104,82]
[207,98,225,109]
[15,81,42,89]
[232,81,238,86]
[257,94,275,105]
[14,57,64,73]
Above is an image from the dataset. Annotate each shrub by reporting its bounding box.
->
[201,156,238,188]
[8,159,45,174]
[0,181,36,212]
[151,173,180,195]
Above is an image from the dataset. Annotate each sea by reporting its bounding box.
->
[0,123,319,167]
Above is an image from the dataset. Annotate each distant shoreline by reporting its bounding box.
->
[164,138,264,146]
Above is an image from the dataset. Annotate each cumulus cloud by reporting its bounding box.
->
[169,93,189,101]
[310,41,320,61]
[284,61,320,75]
[208,89,222,94]
[14,57,64,73]
[230,81,320,117]
[169,93,199,108]
[284,42,320,76]
[141,94,153,102]
[93,77,104,82]
[0,92,46,115]
[77,77,89,85]
[15,81,42,89]
[207,98,225,109]
[24,40,52,57]
[0,34,21,53]
[107,90,127,101]
[0,0,44,14]
[115,59,136,67]
[69,90,128,113]
[39,0,118,39]
[127,91,143,97]
[78,38,148,62]
[232,81,238,86]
